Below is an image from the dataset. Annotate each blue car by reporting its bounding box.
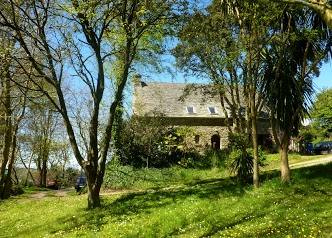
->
[313,141,332,155]
[74,176,86,192]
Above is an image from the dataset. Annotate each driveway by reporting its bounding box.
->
[290,156,332,169]
[29,188,75,199]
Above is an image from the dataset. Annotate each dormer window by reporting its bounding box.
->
[186,106,195,114]
[208,107,218,114]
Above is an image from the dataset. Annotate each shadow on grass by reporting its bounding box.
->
[55,162,332,236]
[292,162,332,179]
[54,177,247,232]
[260,161,332,181]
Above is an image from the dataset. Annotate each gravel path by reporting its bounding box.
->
[290,156,332,169]
[29,188,75,199]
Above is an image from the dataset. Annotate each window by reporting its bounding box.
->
[186,106,195,114]
[208,107,217,114]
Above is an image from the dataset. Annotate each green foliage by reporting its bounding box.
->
[308,88,332,141]
[187,148,228,169]
[103,162,227,190]
[228,132,248,151]
[229,148,253,183]
[112,114,178,168]
[262,4,330,156]
[103,164,136,190]
[10,186,24,196]
[228,132,252,183]
[228,132,266,183]
[114,116,204,168]
[1,163,332,237]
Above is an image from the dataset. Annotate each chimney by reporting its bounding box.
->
[133,73,142,87]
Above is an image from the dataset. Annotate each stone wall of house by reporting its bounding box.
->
[192,126,229,150]
[174,120,272,152]
[173,125,229,152]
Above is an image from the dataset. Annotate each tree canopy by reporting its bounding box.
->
[310,88,332,141]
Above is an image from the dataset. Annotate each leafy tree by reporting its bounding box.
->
[310,88,332,140]
[0,31,29,198]
[262,5,331,182]
[173,0,281,187]
[24,103,60,187]
[277,0,332,30]
[0,0,186,208]
[114,113,179,168]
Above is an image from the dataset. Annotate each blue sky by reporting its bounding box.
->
[150,61,332,93]
[314,62,332,92]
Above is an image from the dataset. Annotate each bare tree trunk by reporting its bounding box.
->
[12,168,19,185]
[87,186,101,209]
[37,159,42,187]
[251,110,259,188]
[2,154,14,199]
[42,159,47,186]
[2,125,19,198]
[85,165,102,209]
[0,74,12,199]
[2,177,12,199]
[23,154,34,186]
[280,145,291,182]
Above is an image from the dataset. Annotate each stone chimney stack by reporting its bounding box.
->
[133,73,142,87]
[132,73,142,115]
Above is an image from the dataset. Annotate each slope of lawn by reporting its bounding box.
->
[0,162,331,237]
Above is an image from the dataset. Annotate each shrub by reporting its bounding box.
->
[229,148,253,183]
[185,148,228,169]
[103,164,136,190]
[229,146,266,183]
[11,186,24,196]
[227,132,266,183]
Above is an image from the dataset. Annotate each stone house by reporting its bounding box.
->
[132,76,271,151]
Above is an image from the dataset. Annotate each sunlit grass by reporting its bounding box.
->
[103,166,229,191]
[262,153,329,171]
[0,162,331,237]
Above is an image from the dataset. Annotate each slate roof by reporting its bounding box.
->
[132,81,232,118]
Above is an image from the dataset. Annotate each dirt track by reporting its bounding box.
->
[289,156,332,169]
[29,188,75,199]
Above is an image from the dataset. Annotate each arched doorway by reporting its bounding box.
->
[211,134,220,149]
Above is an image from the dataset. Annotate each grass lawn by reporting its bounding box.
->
[0,158,331,237]
[262,153,329,171]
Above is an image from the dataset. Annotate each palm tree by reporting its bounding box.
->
[262,5,332,182]
[277,0,332,30]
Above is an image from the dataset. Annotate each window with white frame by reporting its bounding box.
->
[186,106,195,114]
[208,106,217,114]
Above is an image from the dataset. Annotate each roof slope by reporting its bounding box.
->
[133,81,230,118]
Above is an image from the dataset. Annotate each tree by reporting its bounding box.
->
[114,112,179,168]
[25,103,60,187]
[277,0,332,30]
[0,31,29,198]
[173,0,280,187]
[262,5,331,182]
[0,0,185,208]
[310,88,332,141]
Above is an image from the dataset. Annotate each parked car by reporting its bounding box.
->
[74,176,86,192]
[313,141,332,155]
[47,181,60,190]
